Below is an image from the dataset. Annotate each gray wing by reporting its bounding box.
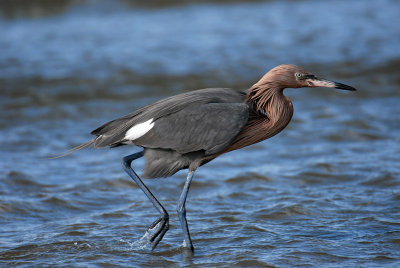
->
[133,102,249,155]
[92,88,248,154]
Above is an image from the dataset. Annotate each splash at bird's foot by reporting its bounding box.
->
[182,239,195,253]
[130,216,169,251]
[147,216,169,250]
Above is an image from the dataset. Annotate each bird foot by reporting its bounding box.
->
[132,216,169,251]
[145,216,169,250]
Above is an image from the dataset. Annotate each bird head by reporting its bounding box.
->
[256,64,357,91]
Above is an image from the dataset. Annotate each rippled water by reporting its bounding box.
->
[1,0,400,266]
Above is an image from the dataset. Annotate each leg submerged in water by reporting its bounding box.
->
[122,151,169,250]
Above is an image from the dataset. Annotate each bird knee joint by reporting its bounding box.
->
[121,158,132,170]
[163,214,169,222]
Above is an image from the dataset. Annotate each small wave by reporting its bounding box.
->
[41,196,82,211]
[6,171,54,189]
[288,251,351,263]
[100,212,130,219]
[234,259,275,267]
[103,178,138,190]
[361,173,399,187]
[60,231,87,237]
[254,204,312,220]
[294,170,348,184]
[324,130,385,142]
[226,172,273,183]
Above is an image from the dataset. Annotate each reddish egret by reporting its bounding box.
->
[65,64,356,251]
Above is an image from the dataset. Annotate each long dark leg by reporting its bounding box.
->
[177,171,195,252]
[122,151,169,250]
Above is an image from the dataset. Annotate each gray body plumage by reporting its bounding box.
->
[91,88,249,178]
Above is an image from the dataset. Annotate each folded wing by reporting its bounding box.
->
[91,88,249,156]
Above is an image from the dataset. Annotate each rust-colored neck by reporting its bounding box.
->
[223,83,293,154]
[246,81,284,121]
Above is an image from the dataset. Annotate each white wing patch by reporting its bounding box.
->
[124,118,154,141]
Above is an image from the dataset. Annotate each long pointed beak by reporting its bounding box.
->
[307,78,357,91]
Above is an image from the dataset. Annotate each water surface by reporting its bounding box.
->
[1,0,400,266]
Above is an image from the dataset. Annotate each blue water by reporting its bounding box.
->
[1,0,400,266]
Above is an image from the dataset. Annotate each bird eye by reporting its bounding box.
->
[295,73,304,80]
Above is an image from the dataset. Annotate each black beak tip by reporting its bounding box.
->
[334,82,357,91]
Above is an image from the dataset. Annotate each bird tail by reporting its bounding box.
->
[47,139,95,159]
